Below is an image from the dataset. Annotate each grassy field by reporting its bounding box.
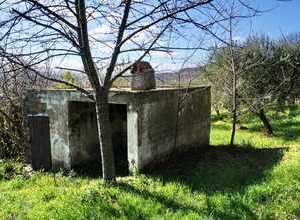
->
[0,106,299,220]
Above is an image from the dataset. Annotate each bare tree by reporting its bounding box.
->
[228,1,238,146]
[199,0,259,145]
[0,0,257,181]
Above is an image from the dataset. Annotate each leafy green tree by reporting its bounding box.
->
[273,40,300,107]
[237,36,276,134]
[199,48,232,117]
[199,34,300,135]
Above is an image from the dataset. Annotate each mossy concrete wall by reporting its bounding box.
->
[25,87,210,172]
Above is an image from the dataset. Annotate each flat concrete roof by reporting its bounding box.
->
[28,85,210,93]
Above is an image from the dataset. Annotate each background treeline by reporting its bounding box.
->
[196,33,300,135]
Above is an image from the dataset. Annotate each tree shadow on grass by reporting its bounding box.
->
[113,145,284,219]
[116,178,259,219]
[145,145,287,194]
[64,157,129,178]
[271,120,300,141]
[116,181,204,217]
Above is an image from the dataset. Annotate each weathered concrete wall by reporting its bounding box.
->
[176,88,211,148]
[134,87,211,170]
[25,87,210,173]
[127,103,139,171]
[25,90,78,169]
[25,89,135,170]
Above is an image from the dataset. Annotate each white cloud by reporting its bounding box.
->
[51,57,83,71]
[89,25,111,37]
[233,35,246,43]
[149,50,177,58]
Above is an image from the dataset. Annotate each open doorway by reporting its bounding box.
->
[68,101,128,176]
[109,104,128,176]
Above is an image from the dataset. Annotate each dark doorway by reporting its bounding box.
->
[68,101,128,176]
[68,101,101,174]
[28,115,52,170]
[109,104,128,176]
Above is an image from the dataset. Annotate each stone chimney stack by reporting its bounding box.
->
[130,61,156,90]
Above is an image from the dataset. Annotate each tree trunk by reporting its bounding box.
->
[257,109,273,136]
[229,13,237,147]
[95,90,116,182]
[75,0,116,182]
[230,111,237,146]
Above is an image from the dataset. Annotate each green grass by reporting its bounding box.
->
[0,106,300,220]
[211,105,300,148]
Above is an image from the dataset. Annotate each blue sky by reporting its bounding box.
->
[161,0,300,71]
[46,0,300,73]
[238,0,300,40]
[51,0,300,73]
[2,0,299,73]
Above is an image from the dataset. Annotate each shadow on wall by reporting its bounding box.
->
[145,145,286,193]
[69,102,128,177]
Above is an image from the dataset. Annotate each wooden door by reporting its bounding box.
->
[28,115,52,170]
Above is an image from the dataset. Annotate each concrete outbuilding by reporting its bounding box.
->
[25,86,211,174]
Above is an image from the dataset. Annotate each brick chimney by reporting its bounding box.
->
[131,61,156,90]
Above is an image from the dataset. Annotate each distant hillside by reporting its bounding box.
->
[156,67,200,85]
[112,66,202,87]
